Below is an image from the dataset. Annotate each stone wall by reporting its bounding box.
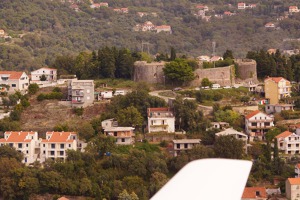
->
[235,59,257,82]
[190,66,235,86]
[133,61,166,84]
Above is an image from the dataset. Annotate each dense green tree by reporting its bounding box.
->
[116,106,143,127]
[201,78,212,87]
[214,135,244,159]
[163,59,195,85]
[170,47,176,61]
[28,83,39,95]
[223,50,234,60]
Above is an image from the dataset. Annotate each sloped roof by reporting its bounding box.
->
[148,107,170,112]
[0,71,24,80]
[0,131,36,143]
[245,110,261,119]
[42,132,76,143]
[275,131,293,139]
[264,77,287,83]
[242,187,267,198]
[288,178,300,185]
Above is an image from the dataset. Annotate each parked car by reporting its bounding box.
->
[173,87,183,91]
[223,86,231,89]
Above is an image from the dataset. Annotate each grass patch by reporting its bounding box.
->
[95,79,137,89]
[158,91,176,98]
[134,142,161,153]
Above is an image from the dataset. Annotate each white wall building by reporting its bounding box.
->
[172,139,201,156]
[245,110,274,140]
[101,118,118,129]
[286,178,300,200]
[0,71,29,93]
[276,131,300,155]
[31,67,57,82]
[68,80,94,107]
[265,104,294,114]
[0,131,39,165]
[147,108,175,133]
[40,132,77,162]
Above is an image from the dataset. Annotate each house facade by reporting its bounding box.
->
[241,187,267,200]
[31,67,57,82]
[276,131,300,154]
[286,178,300,200]
[40,132,77,162]
[295,164,300,177]
[147,108,175,133]
[0,131,39,165]
[289,6,299,13]
[0,71,29,93]
[68,79,94,107]
[265,104,294,114]
[104,127,134,145]
[172,139,201,156]
[101,118,118,129]
[156,25,172,33]
[245,110,274,139]
[215,128,248,144]
[264,77,291,104]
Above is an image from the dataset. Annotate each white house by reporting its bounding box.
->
[215,128,248,143]
[286,178,300,200]
[245,110,274,140]
[101,118,118,129]
[0,71,29,93]
[104,127,134,145]
[147,108,175,133]
[31,67,57,82]
[99,91,113,100]
[289,6,299,13]
[0,131,39,165]
[208,122,230,130]
[276,131,300,155]
[265,104,294,114]
[40,132,78,162]
[172,139,201,156]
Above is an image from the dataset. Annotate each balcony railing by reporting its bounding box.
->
[72,100,84,104]
[248,125,273,129]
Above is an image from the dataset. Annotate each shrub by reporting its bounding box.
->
[28,83,39,95]
[10,110,21,121]
[37,93,46,101]
[73,107,84,116]
[213,93,223,101]
[52,87,61,93]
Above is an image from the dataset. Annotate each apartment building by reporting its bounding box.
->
[68,79,94,107]
[276,131,300,154]
[245,110,274,140]
[40,132,77,162]
[0,131,39,165]
[0,71,29,93]
[147,107,175,133]
[31,67,57,82]
[104,127,134,145]
[172,139,201,156]
[264,77,291,104]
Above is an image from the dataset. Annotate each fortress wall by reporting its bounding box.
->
[134,61,165,84]
[235,59,257,82]
[190,66,234,86]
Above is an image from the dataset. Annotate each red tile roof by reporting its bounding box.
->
[242,187,267,198]
[275,131,292,139]
[0,131,36,143]
[264,77,288,83]
[42,132,76,143]
[148,107,170,112]
[288,178,300,185]
[245,110,261,119]
[0,71,24,80]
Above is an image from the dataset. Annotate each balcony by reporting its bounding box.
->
[248,125,273,129]
[72,91,84,96]
[150,124,169,128]
[248,119,273,123]
[72,100,84,104]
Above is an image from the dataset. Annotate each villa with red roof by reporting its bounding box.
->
[286,178,300,199]
[0,131,39,164]
[241,187,267,200]
[155,25,172,34]
[276,131,300,154]
[31,67,57,82]
[40,132,78,162]
[0,71,29,93]
[245,110,274,140]
[147,108,175,133]
[289,6,299,13]
[264,77,291,104]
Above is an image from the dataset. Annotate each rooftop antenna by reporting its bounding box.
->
[142,41,150,54]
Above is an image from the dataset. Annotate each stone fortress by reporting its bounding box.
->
[133,59,257,86]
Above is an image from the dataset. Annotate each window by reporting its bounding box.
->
[60,151,64,156]
[9,143,13,147]
[26,144,28,147]
[114,132,117,136]
[18,143,22,148]
[43,144,45,147]
[121,138,125,142]
[24,158,27,163]
[184,144,188,148]
[60,144,64,149]
[50,151,55,155]
[43,151,45,154]
[288,144,291,147]
[51,144,55,149]
[11,84,16,87]
[69,144,71,148]
[297,144,299,147]
[176,144,180,149]
[26,151,28,154]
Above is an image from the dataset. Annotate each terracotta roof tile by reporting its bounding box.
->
[245,110,261,119]
[264,77,288,83]
[242,187,267,198]
[0,131,36,143]
[275,131,292,139]
[0,71,24,80]
[42,132,76,143]
[288,178,300,185]
[148,107,170,112]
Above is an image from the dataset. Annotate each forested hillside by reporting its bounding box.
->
[0,0,300,71]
